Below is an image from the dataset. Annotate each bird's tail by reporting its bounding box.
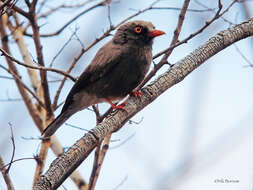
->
[42,111,72,137]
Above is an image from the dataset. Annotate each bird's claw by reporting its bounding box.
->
[131,90,142,97]
[111,102,127,111]
[106,98,127,111]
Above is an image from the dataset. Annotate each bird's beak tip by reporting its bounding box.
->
[147,29,165,38]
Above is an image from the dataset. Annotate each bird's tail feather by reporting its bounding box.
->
[42,111,72,137]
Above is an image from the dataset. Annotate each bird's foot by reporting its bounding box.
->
[112,102,127,111]
[131,90,142,97]
[106,99,127,111]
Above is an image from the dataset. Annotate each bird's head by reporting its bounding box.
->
[113,20,165,46]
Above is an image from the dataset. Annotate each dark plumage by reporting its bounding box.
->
[43,20,165,137]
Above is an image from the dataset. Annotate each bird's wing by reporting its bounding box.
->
[61,41,122,113]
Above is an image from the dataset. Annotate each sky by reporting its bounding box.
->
[1,0,253,190]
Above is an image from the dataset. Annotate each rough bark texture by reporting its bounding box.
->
[34,18,253,190]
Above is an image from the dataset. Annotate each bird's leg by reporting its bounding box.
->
[106,98,127,111]
[131,90,142,97]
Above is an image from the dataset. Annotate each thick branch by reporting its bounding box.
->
[34,18,253,190]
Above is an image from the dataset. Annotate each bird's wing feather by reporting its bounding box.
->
[61,41,122,113]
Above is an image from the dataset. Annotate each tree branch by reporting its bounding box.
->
[0,156,15,190]
[139,0,236,88]
[0,12,43,128]
[0,48,76,82]
[34,18,253,190]
[25,0,111,37]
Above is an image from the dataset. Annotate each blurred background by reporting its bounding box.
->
[1,0,253,189]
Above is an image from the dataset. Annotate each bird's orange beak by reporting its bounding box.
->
[147,29,165,38]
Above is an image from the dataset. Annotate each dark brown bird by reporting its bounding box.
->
[43,20,165,137]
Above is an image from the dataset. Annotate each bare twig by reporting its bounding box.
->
[107,5,112,27]
[0,64,45,108]
[153,0,237,60]
[139,0,191,87]
[0,75,13,80]
[0,0,30,18]
[110,133,135,149]
[0,0,14,15]
[0,98,22,101]
[140,0,237,88]
[234,43,252,66]
[88,143,101,190]
[1,157,37,169]
[92,105,102,123]
[88,133,112,190]
[38,0,94,19]
[25,0,111,37]
[6,123,15,173]
[113,175,128,190]
[65,123,89,132]
[0,47,76,81]
[49,29,78,67]
[194,0,235,25]
[0,0,12,10]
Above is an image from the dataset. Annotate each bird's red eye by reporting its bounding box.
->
[134,26,143,34]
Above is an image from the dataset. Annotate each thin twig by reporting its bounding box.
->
[0,75,13,80]
[0,0,12,10]
[107,5,112,27]
[234,43,252,66]
[88,133,112,190]
[25,0,110,37]
[0,64,45,108]
[37,0,93,19]
[0,0,13,15]
[110,133,135,149]
[0,0,30,18]
[194,0,234,25]
[49,29,78,67]
[154,0,236,59]
[140,0,237,88]
[6,123,15,173]
[139,0,191,87]
[0,47,76,81]
[92,105,102,123]
[88,143,102,190]
[130,6,215,12]
[0,98,22,101]
[65,123,89,132]
[113,175,128,190]
[1,157,37,169]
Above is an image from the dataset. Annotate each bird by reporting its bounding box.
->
[42,20,165,137]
